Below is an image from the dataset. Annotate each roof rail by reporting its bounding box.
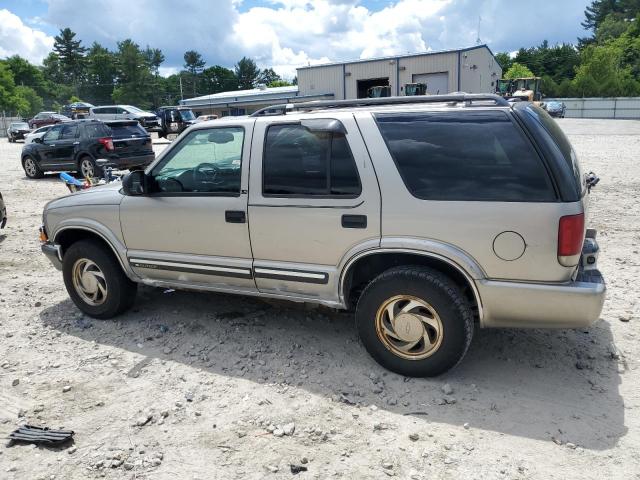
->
[250,93,509,117]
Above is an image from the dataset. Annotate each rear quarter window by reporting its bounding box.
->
[110,123,148,138]
[375,110,556,202]
[523,105,585,197]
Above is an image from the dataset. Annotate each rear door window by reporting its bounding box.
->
[375,110,556,202]
[60,124,78,140]
[262,123,361,197]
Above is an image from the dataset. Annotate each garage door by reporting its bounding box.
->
[413,72,449,95]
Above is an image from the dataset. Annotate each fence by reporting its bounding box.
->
[544,97,640,119]
[0,113,24,138]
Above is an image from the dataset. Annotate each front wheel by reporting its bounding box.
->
[23,156,44,179]
[63,240,137,319]
[356,266,474,377]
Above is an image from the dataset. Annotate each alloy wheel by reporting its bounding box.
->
[80,158,94,178]
[24,158,37,177]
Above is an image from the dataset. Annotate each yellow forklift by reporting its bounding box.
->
[496,77,542,102]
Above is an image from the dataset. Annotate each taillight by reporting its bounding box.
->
[98,137,114,151]
[558,213,584,266]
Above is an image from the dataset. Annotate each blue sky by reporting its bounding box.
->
[0,0,591,78]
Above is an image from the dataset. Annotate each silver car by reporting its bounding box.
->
[89,105,161,131]
[39,94,605,377]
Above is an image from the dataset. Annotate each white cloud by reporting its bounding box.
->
[0,9,54,64]
[1,0,590,79]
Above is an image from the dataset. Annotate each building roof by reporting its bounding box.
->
[179,85,333,109]
[297,44,497,70]
[181,86,298,105]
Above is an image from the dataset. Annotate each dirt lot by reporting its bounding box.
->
[0,119,638,479]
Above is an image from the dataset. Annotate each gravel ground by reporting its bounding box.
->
[0,119,638,479]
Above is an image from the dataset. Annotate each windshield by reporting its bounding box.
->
[547,102,562,108]
[124,105,145,113]
[178,109,195,121]
[12,122,29,129]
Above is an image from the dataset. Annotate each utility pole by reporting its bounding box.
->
[476,16,482,45]
[179,75,184,102]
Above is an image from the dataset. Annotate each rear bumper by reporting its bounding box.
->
[41,242,63,270]
[478,269,605,328]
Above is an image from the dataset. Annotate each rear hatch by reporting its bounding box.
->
[105,120,153,157]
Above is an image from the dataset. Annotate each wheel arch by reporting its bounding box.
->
[340,249,483,323]
[54,226,135,280]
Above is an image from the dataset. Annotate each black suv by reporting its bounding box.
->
[155,106,196,138]
[21,120,155,179]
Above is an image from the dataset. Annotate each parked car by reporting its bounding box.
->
[545,101,566,118]
[62,102,94,119]
[89,105,160,131]
[24,125,53,144]
[7,122,31,142]
[38,94,604,377]
[155,106,196,138]
[28,112,71,129]
[0,191,6,229]
[21,119,155,179]
[195,114,218,122]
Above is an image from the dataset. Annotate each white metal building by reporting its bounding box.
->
[297,45,502,99]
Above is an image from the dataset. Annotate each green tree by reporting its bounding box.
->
[259,68,280,86]
[183,50,205,96]
[15,85,44,116]
[572,42,640,96]
[83,42,117,105]
[52,28,87,88]
[112,39,154,108]
[145,47,165,76]
[268,79,293,87]
[234,57,260,89]
[504,62,535,79]
[201,65,238,93]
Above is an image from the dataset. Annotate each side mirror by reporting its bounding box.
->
[34,137,43,144]
[122,170,146,196]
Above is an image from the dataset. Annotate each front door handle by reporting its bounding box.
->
[342,214,367,229]
[225,210,246,223]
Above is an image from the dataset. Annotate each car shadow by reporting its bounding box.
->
[39,287,626,451]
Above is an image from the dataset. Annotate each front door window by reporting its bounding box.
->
[151,127,244,194]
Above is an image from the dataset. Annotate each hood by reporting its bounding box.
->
[44,182,124,211]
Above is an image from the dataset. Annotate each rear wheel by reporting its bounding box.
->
[356,266,474,377]
[23,156,43,179]
[79,156,101,178]
[63,239,137,319]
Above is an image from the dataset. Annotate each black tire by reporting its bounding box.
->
[9,135,14,143]
[356,266,474,377]
[62,239,137,319]
[23,155,44,179]
[78,155,102,178]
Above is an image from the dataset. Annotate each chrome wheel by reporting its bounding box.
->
[24,158,37,177]
[375,295,443,360]
[80,158,95,178]
[72,258,107,306]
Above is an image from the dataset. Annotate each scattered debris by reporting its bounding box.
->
[8,425,74,446]
[290,464,308,474]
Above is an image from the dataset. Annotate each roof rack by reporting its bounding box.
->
[250,93,509,117]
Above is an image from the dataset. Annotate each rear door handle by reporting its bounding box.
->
[225,210,246,223]
[342,214,367,229]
